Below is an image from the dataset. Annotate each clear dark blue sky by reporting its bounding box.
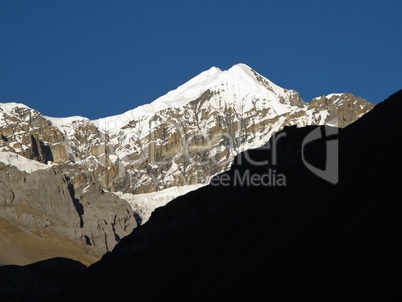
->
[1,0,401,119]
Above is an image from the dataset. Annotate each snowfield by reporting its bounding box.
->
[0,152,51,173]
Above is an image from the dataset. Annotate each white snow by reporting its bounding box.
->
[82,184,91,194]
[92,63,294,133]
[0,102,29,113]
[312,93,344,101]
[0,151,50,173]
[92,67,223,132]
[44,115,89,132]
[114,184,206,225]
[0,103,32,127]
[326,93,344,99]
[152,66,223,107]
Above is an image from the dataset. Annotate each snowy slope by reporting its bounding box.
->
[92,66,223,132]
[114,184,206,225]
[0,102,29,113]
[0,103,30,128]
[92,63,297,133]
[0,152,50,173]
[44,116,89,132]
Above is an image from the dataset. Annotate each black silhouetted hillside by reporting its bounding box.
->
[0,257,85,302]
[40,90,402,301]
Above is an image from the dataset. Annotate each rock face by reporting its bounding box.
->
[0,162,136,264]
[0,63,374,265]
[73,182,136,254]
[308,92,373,127]
[0,104,70,163]
[0,164,82,237]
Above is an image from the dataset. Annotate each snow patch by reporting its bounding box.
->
[326,93,344,99]
[0,102,29,114]
[0,152,50,173]
[82,184,91,194]
[114,184,206,225]
[312,93,345,101]
[44,116,89,132]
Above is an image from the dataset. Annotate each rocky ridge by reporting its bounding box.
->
[1,65,373,196]
[0,160,136,265]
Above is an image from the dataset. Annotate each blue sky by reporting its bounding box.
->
[1,0,401,119]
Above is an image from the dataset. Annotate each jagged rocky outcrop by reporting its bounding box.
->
[0,162,136,265]
[0,104,70,163]
[308,92,372,127]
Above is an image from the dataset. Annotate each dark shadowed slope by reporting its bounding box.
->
[0,257,85,302]
[40,90,402,301]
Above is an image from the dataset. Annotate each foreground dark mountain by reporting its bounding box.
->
[0,258,85,302]
[35,90,402,301]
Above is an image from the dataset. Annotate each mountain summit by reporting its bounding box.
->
[93,63,302,132]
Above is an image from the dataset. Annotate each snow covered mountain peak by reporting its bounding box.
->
[226,63,260,80]
[1,64,375,210]
[93,63,298,133]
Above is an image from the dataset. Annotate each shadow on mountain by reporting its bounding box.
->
[27,90,402,301]
[0,257,85,302]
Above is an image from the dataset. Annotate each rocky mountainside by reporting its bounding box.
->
[0,64,373,265]
[0,157,136,265]
[1,64,373,196]
[37,90,402,302]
